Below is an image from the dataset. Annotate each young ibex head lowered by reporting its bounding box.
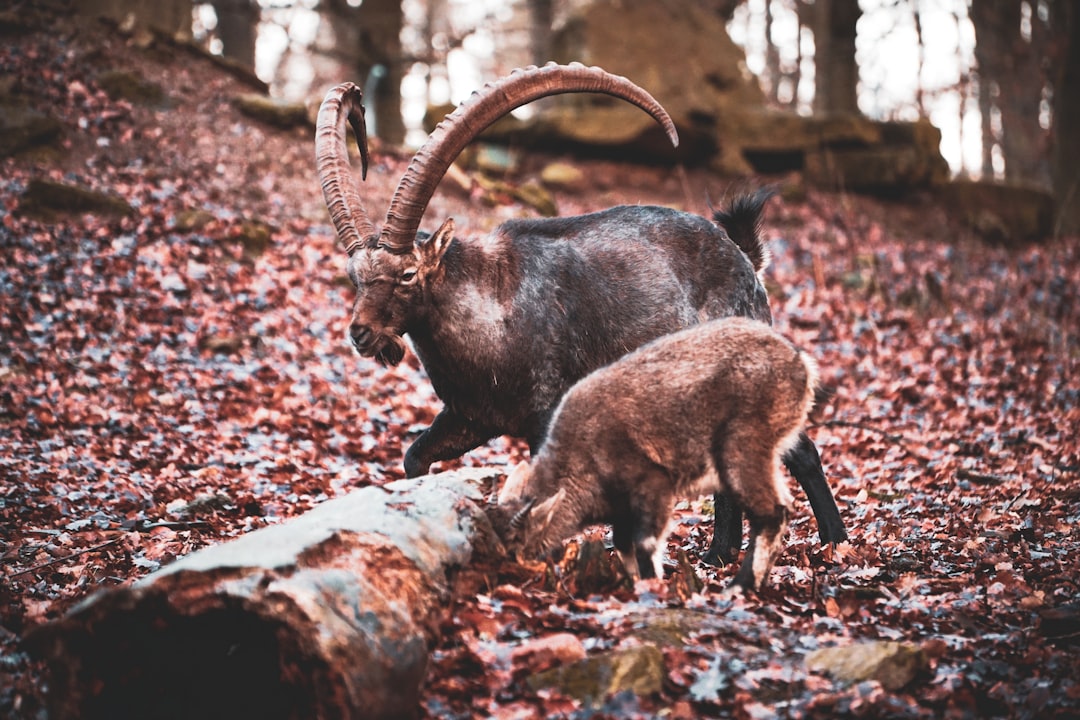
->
[493,317,819,593]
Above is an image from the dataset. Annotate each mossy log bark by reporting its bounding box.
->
[27,468,501,720]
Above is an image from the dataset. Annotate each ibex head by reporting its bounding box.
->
[315,63,679,366]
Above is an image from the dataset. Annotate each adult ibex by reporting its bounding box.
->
[493,317,818,593]
[315,62,845,564]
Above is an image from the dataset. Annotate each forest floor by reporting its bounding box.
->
[2,10,1079,720]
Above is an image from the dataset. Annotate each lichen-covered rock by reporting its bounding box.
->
[97,69,167,106]
[527,644,666,708]
[0,103,63,157]
[939,180,1055,244]
[234,93,310,129]
[18,178,133,220]
[805,119,950,193]
[806,640,931,691]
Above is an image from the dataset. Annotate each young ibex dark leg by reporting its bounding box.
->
[715,429,792,592]
[611,516,643,580]
[703,491,745,566]
[705,432,844,566]
[730,507,789,592]
[403,410,497,478]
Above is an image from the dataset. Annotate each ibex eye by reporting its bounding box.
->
[401,269,418,283]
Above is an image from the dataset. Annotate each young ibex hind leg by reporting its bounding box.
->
[716,430,793,593]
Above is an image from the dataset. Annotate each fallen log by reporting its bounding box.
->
[26,468,502,720]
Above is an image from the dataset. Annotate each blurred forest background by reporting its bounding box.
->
[81,0,1079,238]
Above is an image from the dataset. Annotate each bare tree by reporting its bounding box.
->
[212,0,258,68]
[812,0,861,115]
[319,0,406,145]
[1050,0,1080,234]
[971,0,1050,186]
[528,0,555,65]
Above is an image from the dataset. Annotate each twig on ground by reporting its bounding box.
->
[815,420,905,443]
[11,536,124,577]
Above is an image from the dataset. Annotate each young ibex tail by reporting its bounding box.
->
[494,317,819,594]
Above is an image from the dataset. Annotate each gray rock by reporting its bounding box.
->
[527,644,665,708]
[806,640,931,691]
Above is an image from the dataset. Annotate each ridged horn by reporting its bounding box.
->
[315,82,375,256]
[379,61,680,252]
[510,498,537,531]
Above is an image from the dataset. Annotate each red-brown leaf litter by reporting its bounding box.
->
[2,14,1078,720]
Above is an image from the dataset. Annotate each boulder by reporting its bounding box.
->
[526,644,666,709]
[234,93,310,129]
[805,118,950,193]
[97,69,167,106]
[939,180,1055,244]
[806,640,931,691]
[0,102,63,157]
[482,0,763,164]
[463,0,949,195]
[18,178,133,220]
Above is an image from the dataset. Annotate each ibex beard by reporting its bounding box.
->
[492,317,819,594]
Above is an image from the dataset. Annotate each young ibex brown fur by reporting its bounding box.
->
[315,63,845,565]
[494,317,818,593]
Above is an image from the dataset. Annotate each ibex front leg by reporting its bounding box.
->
[403,410,496,478]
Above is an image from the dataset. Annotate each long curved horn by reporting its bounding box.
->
[315,82,376,256]
[510,498,537,531]
[379,61,680,252]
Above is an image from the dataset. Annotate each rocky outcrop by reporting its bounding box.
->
[469,0,950,196]
[939,180,1056,244]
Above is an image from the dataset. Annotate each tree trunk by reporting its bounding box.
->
[321,0,406,145]
[971,0,1050,187]
[812,0,861,115]
[26,468,501,720]
[764,0,781,104]
[212,0,258,68]
[529,0,555,65]
[1051,1,1080,235]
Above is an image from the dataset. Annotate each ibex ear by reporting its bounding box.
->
[529,488,566,535]
[498,461,533,505]
[417,217,454,268]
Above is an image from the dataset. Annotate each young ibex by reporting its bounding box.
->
[315,62,845,564]
[494,317,818,593]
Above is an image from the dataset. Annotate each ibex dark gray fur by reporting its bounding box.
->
[315,62,845,564]
[494,317,818,593]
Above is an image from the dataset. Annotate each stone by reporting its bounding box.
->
[806,640,931,691]
[481,0,763,164]
[173,209,216,233]
[18,178,133,220]
[0,103,63,157]
[805,119,950,193]
[540,162,586,192]
[938,180,1055,244]
[97,69,166,106]
[527,644,665,708]
[234,93,310,129]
